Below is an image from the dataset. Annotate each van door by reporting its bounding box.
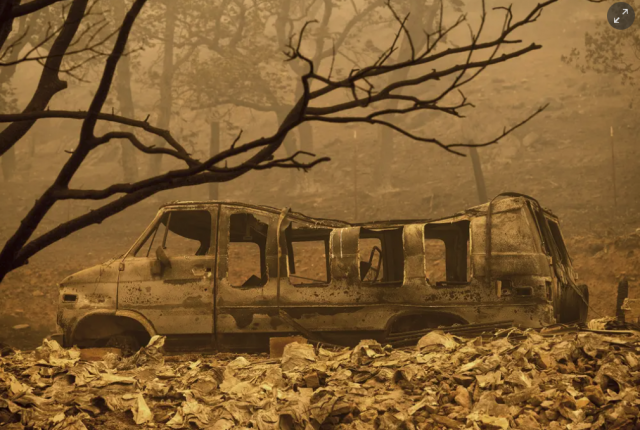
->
[117,206,218,351]
[214,206,274,351]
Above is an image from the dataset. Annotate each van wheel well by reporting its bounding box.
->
[387,312,468,334]
[73,315,151,349]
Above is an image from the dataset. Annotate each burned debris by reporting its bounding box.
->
[2,322,640,429]
[53,194,590,353]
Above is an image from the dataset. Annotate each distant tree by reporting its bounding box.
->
[175,0,467,192]
[0,0,556,282]
[562,0,639,87]
[102,0,140,182]
[374,0,464,187]
[176,1,392,161]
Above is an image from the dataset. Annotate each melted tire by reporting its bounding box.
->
[106,334,141,356]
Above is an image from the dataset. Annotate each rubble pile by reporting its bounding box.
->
[2,326,640,429]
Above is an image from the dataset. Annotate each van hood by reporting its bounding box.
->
[60,258,121,286]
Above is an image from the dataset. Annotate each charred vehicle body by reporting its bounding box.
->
[54,193,589,352]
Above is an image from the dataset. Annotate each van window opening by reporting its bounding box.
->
[530,206,557,258]
[547,219,570,265]
[424,238,446,284]
[359,228,404,284]
[285,224,331,285]
[134,210,212,257]
[424,221,470,285]
[144,222,160,257]
[532,209,566,269]
[359,238,383,282]
[526,202,548,255]
[228,212,268,288]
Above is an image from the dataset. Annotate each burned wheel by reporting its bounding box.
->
[105,334,141,356]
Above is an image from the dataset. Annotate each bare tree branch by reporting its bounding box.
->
[0,110,190,157]
[0,0,148,279]
[0,22,118,67]
[0,0,89,158]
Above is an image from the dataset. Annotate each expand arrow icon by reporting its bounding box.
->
[623,8,629,14]
[615,17,620,23]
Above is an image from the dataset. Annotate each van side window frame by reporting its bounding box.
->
[284,223,332,286]
[129,208,215,258]
[359,227,404,286]
[546,218,571,265]
[526,201,551,257]
[424,220,470,286]
[531,205,562,263]
[224,210,270,289]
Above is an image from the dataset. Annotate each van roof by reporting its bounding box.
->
[160,193,558,228]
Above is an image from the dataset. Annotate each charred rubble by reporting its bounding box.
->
[2,320,640,429]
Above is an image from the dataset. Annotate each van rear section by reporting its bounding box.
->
[468,193,587,327]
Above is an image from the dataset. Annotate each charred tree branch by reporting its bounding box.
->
[0,110,189,157]
[0,0,89,158]
[0,0,147,280]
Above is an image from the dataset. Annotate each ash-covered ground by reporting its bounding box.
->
[2,321,640,429]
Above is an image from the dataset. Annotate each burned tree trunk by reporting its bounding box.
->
[209,121,220,200]
[148,1,176,176]
[469,146,488,204]
[113,0,138,182]
[295,81,313,153]
[298,118,313,154]
[0,1,15,49]
[1,144,15,181]
[375,2,435,187]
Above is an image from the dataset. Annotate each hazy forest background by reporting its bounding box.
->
[1,0,639,348]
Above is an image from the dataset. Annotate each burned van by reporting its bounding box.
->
[54,193,589,352]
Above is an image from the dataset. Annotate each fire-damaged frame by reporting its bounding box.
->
[53,193,589,352]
